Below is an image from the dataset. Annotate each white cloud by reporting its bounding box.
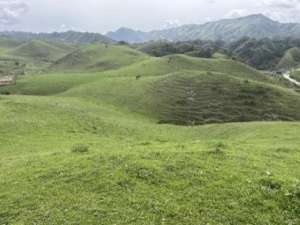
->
[224,0,300,23]
[162,19,181,29]
[3,0,300,32]
[261,0,300,22]
[225,9,252,18]
[0,0,29,25]
[263,0,300,9]
[54,23,85,33]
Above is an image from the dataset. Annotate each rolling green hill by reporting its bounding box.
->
[60,71,300,125]
[51,43,149,72]
[3,51,298,125]
[0,43,299,225]
[0,37,22,54]
[7,40,73,62]
[291,70,300,82]
[277,47,300,70]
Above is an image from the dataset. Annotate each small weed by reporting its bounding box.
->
[139,142,151,146]
[260,177,282,191]
[212,142,226,154]
[71,144,90,153]
[290,182,300,199]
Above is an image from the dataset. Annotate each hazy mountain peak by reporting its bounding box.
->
[237,14,277,24]
[107,14,300,43]
[106,27,147,43]
[242,13,270,20]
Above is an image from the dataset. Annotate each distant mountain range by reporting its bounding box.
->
[3,14,300,45]
[0,31,113,44]
[107,14,300,43]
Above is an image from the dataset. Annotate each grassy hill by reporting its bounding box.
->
[291,70,300,82]
[0,44,299,225]
[7,40,73,63]
[61,71,300,125]
[3,52,299,124]
[277,47,300,70]
[0,91,299,225]
[0,37,22,54]
[51,44,149,72]
[0,38,26,78]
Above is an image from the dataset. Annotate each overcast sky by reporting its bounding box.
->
[1,0,300,33]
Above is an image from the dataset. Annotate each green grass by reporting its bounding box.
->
[291,70,300,82]
[7,40,72,62]
[0,37,22,52]
[0,94,299,225]
[277,47,300,70]
[58,71,300,125]
[0,44,299,225]
[2,52,299,124]
[51,43,149,72]
[0,40,75,74]
[0,72,101,95]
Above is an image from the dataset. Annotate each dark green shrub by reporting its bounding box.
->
[0,90,10,95]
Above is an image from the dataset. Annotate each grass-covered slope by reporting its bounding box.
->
[0,37,22,54]
[0,93,299,225]
[7,40,73,62]
[277,47,300,70]
[149,72,300,124]
[62,71,300,125]
[51,44,149,72]
[291,70,300,82]
[58,55,298,125]
[110,55,279,85]
[0,42,300,224]
[2,53,299,125]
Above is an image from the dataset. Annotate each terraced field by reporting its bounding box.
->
[0,42,299,225]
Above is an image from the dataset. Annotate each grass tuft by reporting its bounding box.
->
[71,144,90,153]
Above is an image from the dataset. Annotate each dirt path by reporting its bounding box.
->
[283,71,300,86]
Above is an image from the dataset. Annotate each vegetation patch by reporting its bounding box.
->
[71,144,90,153]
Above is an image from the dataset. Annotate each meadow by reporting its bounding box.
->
[0,41,299,225]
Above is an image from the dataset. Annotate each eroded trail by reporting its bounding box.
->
[283,71,300,86]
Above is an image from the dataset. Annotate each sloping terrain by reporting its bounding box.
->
[0,37,22,54]
[61,70,300,125]
[291,70,300,82]
[149,72,300,124]
[7,40,73,62]
[0,43,299,225]
[4,50,298,125]
[51,44,149,72]
[0,82,300,225]
[277,47,300,70]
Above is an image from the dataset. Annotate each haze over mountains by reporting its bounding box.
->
[107,14,300,43]
[2,14,300,45]
[0,31,112,44]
